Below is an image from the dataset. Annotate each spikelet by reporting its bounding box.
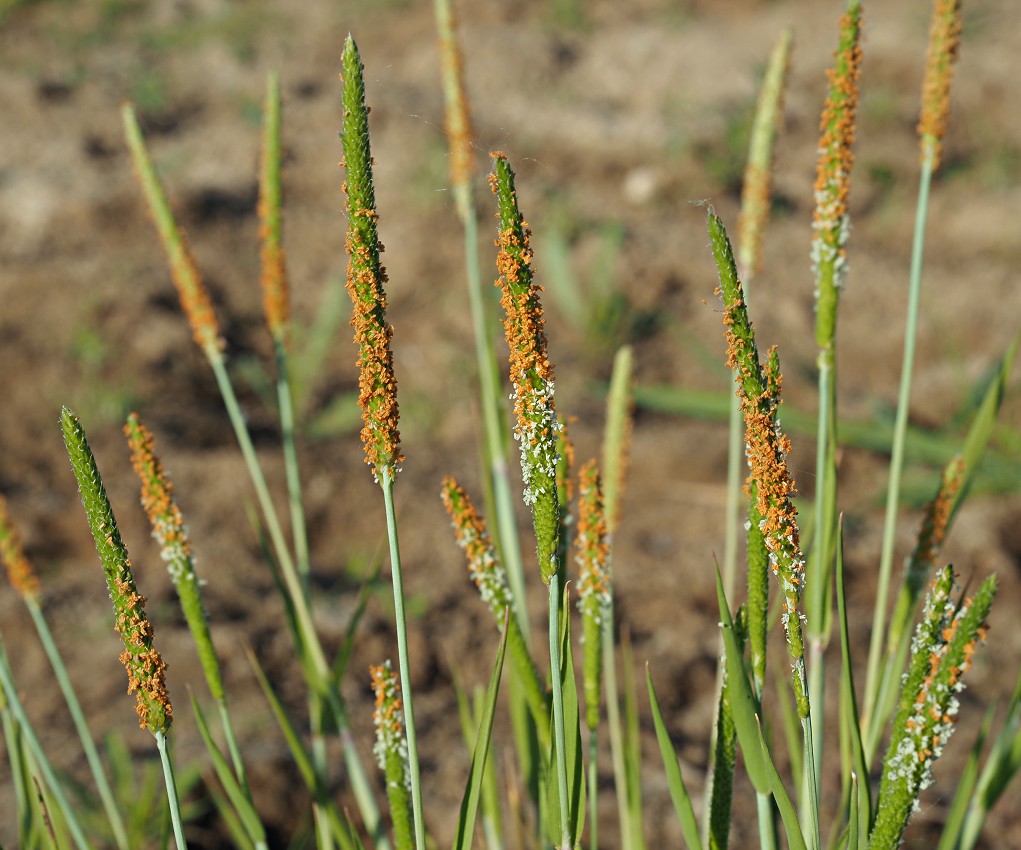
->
[340,36,403,482]
[370,661,414,850]
[708,210,808,717]
[259,70,290,342]
[575,460,611,732]
[601,345,634,538]
[434,0,476,207]
[918,0,962,171]
[61,407,172,735]
[872,567,996,847]
[0,496,40,601]
[440,476,513,620]
[812,4,863,352]
[122,105,223,356]
[125,413,223,702]
[488,152,562,585]
[737,28,793,280]
[440,477,551,739]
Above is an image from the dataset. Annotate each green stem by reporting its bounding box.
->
[207,348,326,677]
[756,792,778,850]
[864,155,934,733]
[381,471,425,850]
[602,611,632,850]
[155,731,188,849]
[26,599,130,850]
[548,573,572,850]
[802,715,820,850]
[587,727,599,850]
[275,339,312,593]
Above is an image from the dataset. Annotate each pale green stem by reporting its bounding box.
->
[380,470,425,850]
[275,339,312,592]
[864,155,934,732]
[207,346,384,846]
[26,599,129,850]
[156,731,188,849]
[0,643,95,850]
[802,715,820,850]
[548,572,572,850]
[274,337,333,850]
[206,347,325,675]
[588,728,599,850]
[807,337,837,814]
[756,792,778,850]
[602,612,632,850]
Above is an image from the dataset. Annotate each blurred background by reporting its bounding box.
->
[1,0,1019,846]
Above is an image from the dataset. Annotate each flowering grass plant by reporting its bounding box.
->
[1,1,1020,849]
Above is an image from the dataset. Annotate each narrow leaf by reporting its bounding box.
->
[452,617,509,850]
[646,667,703,849]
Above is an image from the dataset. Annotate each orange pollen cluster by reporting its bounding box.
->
[344,225,402,477]
[171,230,223,353]
[437,20,475,191]
[920,461,963,565]
[441,478,511,616]
[113,576,172,730]
[812,12,862,243]
[259,225,289,339]
[576,465,610,604]
[0,498,40,600]
[918,0,962,168]
[126,419,190,562]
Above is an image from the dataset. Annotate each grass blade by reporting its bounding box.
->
[646,667,702,849]
[452,615,509,850]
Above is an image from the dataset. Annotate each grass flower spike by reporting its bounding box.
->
[575,460,611,732]
[340,35,402,481]
[441,477,512,618]
[918,0,962,171]
[0,497,40,602]
[61,407,172,736]
[871,567,996,848]
[123,105,222,357]
[441,477,551,743]
[812,1,863,346]
[259,70,290,342]
[125,413,224,703]
[371,661,414,850]
[708,210,809,717]
[489,152,562,584]
[434,0,475,205]
[738,28,793,280]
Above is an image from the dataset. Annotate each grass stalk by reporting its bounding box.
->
[548,574,572,849]
[155,731,188,849]
[864,0,962,732]
[380,473,426,850]
[602,615,632,850]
